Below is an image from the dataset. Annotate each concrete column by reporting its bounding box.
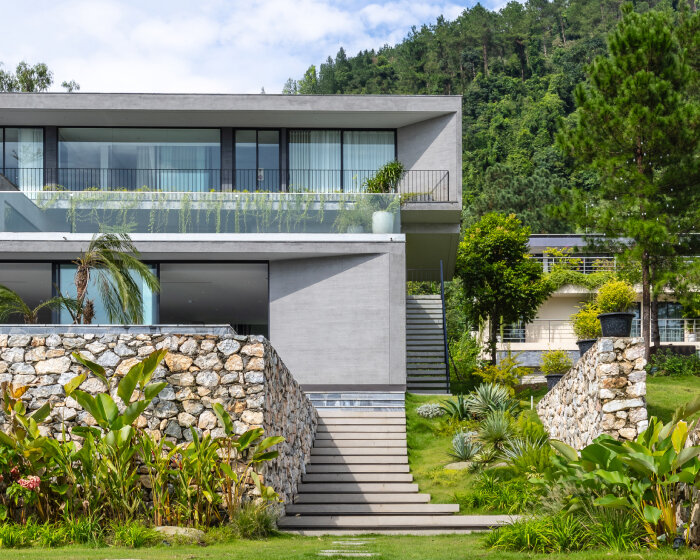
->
[221,127,233,191]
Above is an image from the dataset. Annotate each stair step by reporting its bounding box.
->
[309,455,408,465]
[302,473,414,483]
[297,483,419,494]
[294,493,430,504]
[313,439,406,448]
[317,425,406,433]
[311,447,407,456]
[305,464,411,474]
[285,503,458,515]
[316,410,405,418]
[320,417,405,426]
[406,377,449,384]
[314,431,406,440]
[278,515,512,529]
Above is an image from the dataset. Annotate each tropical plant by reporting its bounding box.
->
[571,302,602,340]
[547,397,700,548]
[540,349,573,376]
[439,395,471,420]
[449,430,481,461]
[502,435,552,476]
[478,411,515,452]
[364,160,405,194]
[68,233,160,324]
[466,383,520,419]
[595,279,637,314]
[0,285,79,324]
[485,513,590,553]
[456,472,543,514]
[416,403,445,419]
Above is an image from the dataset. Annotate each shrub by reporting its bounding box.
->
[449,431,481,461]
[467,383,520,419]
[456,472,542,514]
[364,160,405,193]
[110,520,159,548]
[484,514,589,553]
[474,353,526,393]
[571,302,602,339]
[416,403,445,418]
[646,349,700,377]
[0,522,32,548]
[595,279,636,313]
[582,506,645,551]
[449,332,482,392]
[231,503,277,539]
[540,349,573,376]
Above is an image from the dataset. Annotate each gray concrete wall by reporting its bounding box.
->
[397,112,462,203]
[269,249,406,390]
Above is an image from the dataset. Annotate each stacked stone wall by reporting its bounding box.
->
[0,330,317,504]
[537,337,647,449]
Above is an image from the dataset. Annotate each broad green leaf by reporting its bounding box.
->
[117,365,141,406]
[252,451,279,462]
[71,390,100,425]
[677,446,700,468]
[139,348,169,387]
[256,436,285,453]
[237,428,264,451]
[63,374,86,397]
[29,402,51,424]
[550,439,578,462]
[670,396,700,428]
[594,494,629,508]
[643,505,662,525]
[594,469,630,487]
[218,463,236,479]
[671,421,688,454]
[213,403,235,435]
[72,352,107,384]
[144,382,167,401]
[95,394,118,426]
[112,401,148,430]
[0,432,15,448]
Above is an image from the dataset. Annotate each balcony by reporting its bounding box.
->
[0,167,451,202]
[501,318,700,345]
[534,255,616,274]
[0,190,402,235]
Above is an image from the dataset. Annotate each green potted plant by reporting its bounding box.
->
[540,349,573,390]
[571,302,602,356]
[364,160,405,234]
[595,279,637,337]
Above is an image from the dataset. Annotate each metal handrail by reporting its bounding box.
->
[533,255,616,274]
[439,260,451,393]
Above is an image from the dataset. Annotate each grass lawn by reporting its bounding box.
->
[1,533,698,560]
[646,375,700,423]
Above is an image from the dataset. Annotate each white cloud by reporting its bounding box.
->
[0,0,500,94]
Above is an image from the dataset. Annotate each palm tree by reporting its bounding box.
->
[0,285,79,324]
[72,233,160,325]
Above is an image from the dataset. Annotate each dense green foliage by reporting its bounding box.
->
[0,61,78,92]
[647,350,700,378]
[285,0,692,232]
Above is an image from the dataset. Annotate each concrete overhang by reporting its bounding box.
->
[0,93,462,129]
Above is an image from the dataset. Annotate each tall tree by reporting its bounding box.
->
[456,213,552,364]
[558,4,700,358]
[0,61,79,92]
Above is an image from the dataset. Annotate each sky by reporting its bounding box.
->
[0,0,507,94]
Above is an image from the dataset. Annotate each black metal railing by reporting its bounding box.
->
[0,167,452,201]
[439,260,451,394]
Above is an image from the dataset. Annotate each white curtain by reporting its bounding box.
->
[342,131,394,192]
[288,130,341,192]
[12,129,43,191]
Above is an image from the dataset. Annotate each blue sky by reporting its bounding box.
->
[0,0,508,93]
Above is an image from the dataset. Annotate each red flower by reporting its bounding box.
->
[18,476,40,491]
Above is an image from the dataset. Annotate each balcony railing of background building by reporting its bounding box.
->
[0,168,451,202]
[533,255,616,274]
[501,318,700,344]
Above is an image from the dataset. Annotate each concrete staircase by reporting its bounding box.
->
[406,295,449,394]
[277,408,512,535]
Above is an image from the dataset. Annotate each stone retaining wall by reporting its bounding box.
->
[536,338,647,449]
[0,329,317,504]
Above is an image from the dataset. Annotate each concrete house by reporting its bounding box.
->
[0,93,462,397]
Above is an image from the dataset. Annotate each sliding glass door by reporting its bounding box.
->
[234,130,280,191]
[342,131,395,192]
[2,128,44,191]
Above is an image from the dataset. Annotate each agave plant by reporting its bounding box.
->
[467,383,520,419]
[449,430,481,461]
[440,395,471,420]
[478,411,515,452]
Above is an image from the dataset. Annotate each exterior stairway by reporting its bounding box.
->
[406,295,449,394]
[277,408,512,535]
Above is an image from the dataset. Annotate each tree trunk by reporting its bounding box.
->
[558,16,567,45]
[651,295,660,348]
[489,312,498,365]
[482,42,489,76]
[642,251,651,360]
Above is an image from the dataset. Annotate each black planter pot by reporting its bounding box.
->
[576,339,597,357]
[545,374,564,390]
[597,312,635,337]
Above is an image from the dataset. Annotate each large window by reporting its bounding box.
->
[1,127,44,191]
[56,264,157,324]
[288,129,394,192]
[234,130,279,191]
[58,128,220,192]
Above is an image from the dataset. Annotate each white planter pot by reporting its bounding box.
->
[346,224,364,234]
[372,211,395,234]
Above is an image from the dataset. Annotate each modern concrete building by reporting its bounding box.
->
[0,93,462,394]
[495,234,700,367]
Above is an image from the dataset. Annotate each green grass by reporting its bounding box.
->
[647,375,700,423]
[0,533,698,560]
[405,393,478,509]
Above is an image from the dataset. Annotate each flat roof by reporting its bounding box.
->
[0,93,461,128]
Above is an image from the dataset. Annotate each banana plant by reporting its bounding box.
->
[548,396,700,548]
[212,402,284,518]
[68,348,168,521]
